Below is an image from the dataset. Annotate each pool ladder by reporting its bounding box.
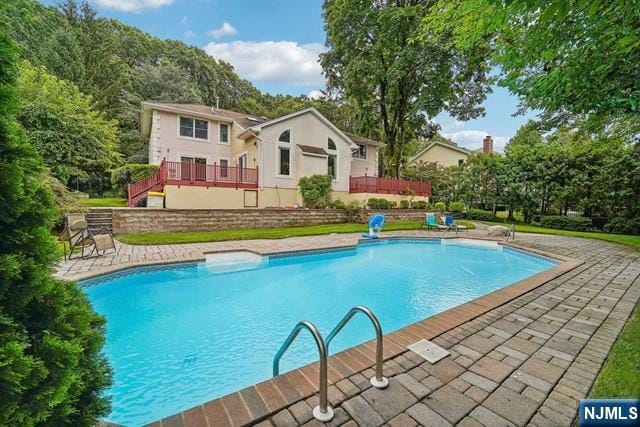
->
[273,305,388,422]
[506,223,516,242]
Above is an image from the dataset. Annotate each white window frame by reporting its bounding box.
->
[352,143,367,160]
[177,115,210,142]
[327,137,338,182]
[219,123,230,145]
[276,129,293,178]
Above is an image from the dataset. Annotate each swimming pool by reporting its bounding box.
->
[83,239,556,425]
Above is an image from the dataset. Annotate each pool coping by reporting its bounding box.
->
[107,237,585,427]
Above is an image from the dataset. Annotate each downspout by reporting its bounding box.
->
[256,136,264,189]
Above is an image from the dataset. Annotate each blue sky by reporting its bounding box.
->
[39,0,536,151]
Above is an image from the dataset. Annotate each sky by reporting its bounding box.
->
[39,0,536,151]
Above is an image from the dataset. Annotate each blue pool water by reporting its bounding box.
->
[84,239,556,426]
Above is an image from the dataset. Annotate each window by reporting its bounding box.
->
[352,143,367,159]
[219,123,229,144]
[279,147,290,175]
[327,137,337,179]
[279,130,290,143]
[179,116,208,140]
[277,130,291,176]
[328,154,337,179]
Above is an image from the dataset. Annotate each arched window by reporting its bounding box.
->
[327,138,336,150]
[279,130,290,143]
[277,130,291,176]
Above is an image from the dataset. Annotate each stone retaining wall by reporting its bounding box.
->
[102,208,430,234]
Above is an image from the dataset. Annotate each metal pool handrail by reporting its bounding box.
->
[325,305,389,389]
[273,320,333,422]
[506,223,516,242]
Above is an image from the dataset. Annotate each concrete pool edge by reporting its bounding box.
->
[134,240,583,427]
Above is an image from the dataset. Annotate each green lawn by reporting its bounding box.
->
[81,197,127,207]
[589,302,640,398]
[118,220,476,245]
[485,222,640,252]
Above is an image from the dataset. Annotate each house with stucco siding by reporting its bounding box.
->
[132,103,430,208]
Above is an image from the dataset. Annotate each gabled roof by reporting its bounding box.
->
[141,102,268,130]
[407,140,472,164]
[244,107,358,149]
[345,132,385,147]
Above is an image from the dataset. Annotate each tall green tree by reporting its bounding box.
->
[0,27,111,426]
[16,61,120,187]
[425,0,640,120]
[321,0,491,177]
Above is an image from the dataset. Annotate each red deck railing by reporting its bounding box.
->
[349,175,431,197]
[127,159,259,207]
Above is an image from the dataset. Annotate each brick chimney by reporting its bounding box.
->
[483,135,493,154]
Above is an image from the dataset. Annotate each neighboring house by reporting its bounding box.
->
[407,136,495,167]
[133,103,430,208]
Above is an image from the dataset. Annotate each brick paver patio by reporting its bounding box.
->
[61,229,640,427]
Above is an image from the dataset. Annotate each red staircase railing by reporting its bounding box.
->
[127,160,166,207]
[349,175,431,197]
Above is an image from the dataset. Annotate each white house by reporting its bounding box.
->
[134,102,430,208]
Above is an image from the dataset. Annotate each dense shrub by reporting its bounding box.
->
[399,200,410,209]
[540,215,592,231]
[434,201,446,212]
[411,200,428,209]
[367,198,396,209]
[298,174,333,208]
[604,217,640,235]
[0,34,111,425]
[449,201,464,212]
[329,199,346,209]
[466,209,497,221]
[111,163,159,196]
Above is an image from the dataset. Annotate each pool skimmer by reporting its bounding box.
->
[408,339,450,364]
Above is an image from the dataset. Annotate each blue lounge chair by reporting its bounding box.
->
[444,215,468,232]
[362,214,385,239]
[422,213,447,231]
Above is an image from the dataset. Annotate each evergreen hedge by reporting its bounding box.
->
[0,29,111,425]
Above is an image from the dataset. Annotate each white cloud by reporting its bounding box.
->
[308,90,324,100]
[441,120,465,132]
[180,16,188,25]
[442,130,508,153]
[92,0,173,12]
[183,30,196,39]
[204,41,326,85]
[208,22,238,39]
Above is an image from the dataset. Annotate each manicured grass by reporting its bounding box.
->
[81,197,127,207]
[485,222,640,252]
[589,302,640,398]
[118,220,476,245]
